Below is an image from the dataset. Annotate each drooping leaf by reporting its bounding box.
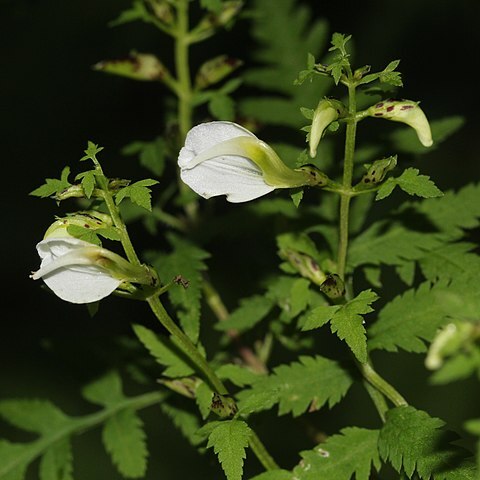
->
[39,439,73,480]
[206,420,252,480]
[29,167,72,198]
[293,427,381,480]
[236,355,353,417]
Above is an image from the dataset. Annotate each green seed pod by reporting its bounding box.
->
[195,55,243,90]
[210,393,238,418]
[361,155,397,185]
[320,274,345,300]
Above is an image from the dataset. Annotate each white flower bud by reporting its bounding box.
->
[368,99,433,147]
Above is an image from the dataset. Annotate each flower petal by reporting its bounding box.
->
[33,237,121,304]
[178,121,275,202]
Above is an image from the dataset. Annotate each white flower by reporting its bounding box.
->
[31,236,122,304]
[178,121,327,203]
[368,99,433,147]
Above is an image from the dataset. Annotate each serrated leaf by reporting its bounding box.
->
[216,364,263,387]
[160,401,203,446]
[379,406,472,479]
[132,324,194,378]
[39,439,73,480]
[376,168,443,200]
[0,440,30,480]
[249,471,292,480]
[240,0,330,128]
[150,234,210,343]
[215,295,273,333]
[82,370,125,406]
[420,243,480,282]
[103,409,147,478]
[206,420,251,480]
[29,167,71,198]
[196,381,214,421]
[0,399,70,434]
[76,170,97,198]
[302,290,378,363]
[411,182,480,239]
[236,355,353,417]
[115,179,159,211]
[348,221,444,270]
[368,281,448,353]
[293,427,381,480]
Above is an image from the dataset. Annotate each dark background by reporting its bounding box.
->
[1,0,479,478]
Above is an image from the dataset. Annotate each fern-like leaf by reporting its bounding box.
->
[236,355,353,417]
[206,420,251,480]
[379,406,475,479]
[293,427,381,480]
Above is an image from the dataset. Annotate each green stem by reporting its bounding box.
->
[249,430,280,470]
[336,82,357,280]
[363,380,388,423]
[147,295,229,395]
[358,360,408,407]
[175,0,193,141]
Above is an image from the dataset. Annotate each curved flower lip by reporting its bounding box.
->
[31,236,121,304]
[178,121,318,203]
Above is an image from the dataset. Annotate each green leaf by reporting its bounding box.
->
[0,440,30,480]
[109,0,151,27]
[249,471,292,480]
[66,225,102,246]
[348,221,444,270]
[430,349,480,385]
[420,243,480,282]
[150,234,210,343]
[75,170,97,198]
[206,420,251,480]
[160,401,203,447]
[132,324,194,378]
[302,290,378,363]
[209,94,235,120]
[240,0,330,128]
[80,141,103,162]
[195,381,214,420]
[376,168,443,200]
[215,295,274,333]
[358,59,403,87]
[410,182,480,239]
[216,364,263,387]
[102,409,147,478]
[379,406,473,479]
[368,281,448,353]
[293,427,381,480]
[236,355,353,417]
[0,399,70,434]
[115,179,159,211]
[29,167,72,198]
[82,370,125,406]
[39,439,73,480]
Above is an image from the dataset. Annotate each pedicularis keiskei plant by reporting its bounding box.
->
[4,1,479,479]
